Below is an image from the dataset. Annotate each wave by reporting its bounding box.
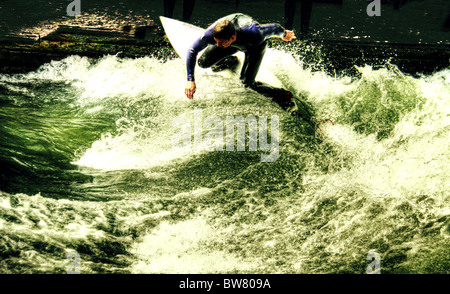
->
[0,47,449,273]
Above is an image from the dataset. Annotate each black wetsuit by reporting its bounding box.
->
[186,14,318,130]
[186,13,285,86]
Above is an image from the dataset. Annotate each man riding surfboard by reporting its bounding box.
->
[181,13,325,132]
[184,13,295,99]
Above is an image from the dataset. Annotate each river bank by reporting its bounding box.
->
[1,24,449,76]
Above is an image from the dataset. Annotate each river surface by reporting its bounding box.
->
[0,0,449,273]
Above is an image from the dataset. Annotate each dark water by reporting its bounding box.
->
[0,1,449,274]
[1,0,449,44]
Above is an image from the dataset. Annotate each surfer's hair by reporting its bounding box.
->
[213,20,236,40]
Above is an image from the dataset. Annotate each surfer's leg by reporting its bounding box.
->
[240,41,266,86]
[197,45,239,69]
[250,82,296,111]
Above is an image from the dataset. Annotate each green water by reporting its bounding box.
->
[0,47,448,273]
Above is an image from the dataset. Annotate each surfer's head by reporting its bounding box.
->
[213,20,236,48]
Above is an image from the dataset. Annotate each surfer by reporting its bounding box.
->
[182,13,324,133]
[184,13,295,99]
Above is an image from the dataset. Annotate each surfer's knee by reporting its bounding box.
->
[197,58,209,68]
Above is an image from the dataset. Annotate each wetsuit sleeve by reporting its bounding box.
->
[259,24,286,40]
[186,32,212,81]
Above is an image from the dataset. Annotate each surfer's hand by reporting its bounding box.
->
[282,30,295,42]
[185,81,196,99]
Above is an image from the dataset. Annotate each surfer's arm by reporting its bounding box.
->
[186,45,199,82]
[186,35,210,81]
[185,44,199,98]
[185,35,210,99]
[259,24,295,41]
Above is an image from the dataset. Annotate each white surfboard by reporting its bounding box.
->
[159,16,284,88]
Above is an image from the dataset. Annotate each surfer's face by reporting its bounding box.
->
[214,34,236,48]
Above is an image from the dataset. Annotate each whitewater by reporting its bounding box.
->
[0,45,448,273]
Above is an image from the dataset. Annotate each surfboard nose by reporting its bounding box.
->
[159,16,169,25]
